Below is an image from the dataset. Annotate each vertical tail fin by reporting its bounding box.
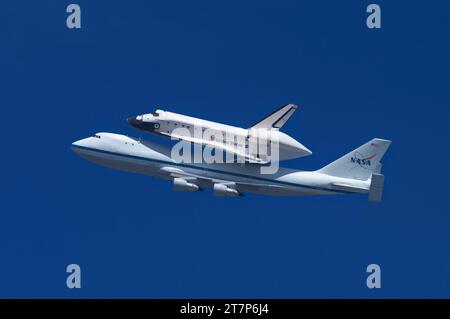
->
[250,104,298,129]
[318,138,392,181]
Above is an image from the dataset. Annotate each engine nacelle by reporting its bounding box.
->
[213,183,240,196]
[173,178,199,192]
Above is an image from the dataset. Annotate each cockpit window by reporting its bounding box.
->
[92,134,101,139]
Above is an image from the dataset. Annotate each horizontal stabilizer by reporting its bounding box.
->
[368,173,385,203]
[329,182,367,193]
[250,104,298,129]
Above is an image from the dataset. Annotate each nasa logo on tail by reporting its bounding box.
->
[350,143,379,169]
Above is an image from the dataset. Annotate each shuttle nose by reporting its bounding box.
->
[126,115,159,132]
[127,116,141,128]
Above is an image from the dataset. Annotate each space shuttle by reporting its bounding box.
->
[126,104,312,163]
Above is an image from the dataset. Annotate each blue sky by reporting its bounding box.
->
[1,0,449,297]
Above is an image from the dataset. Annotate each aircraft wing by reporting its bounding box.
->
[250,103,298,129]
[160,132,269,164]
[158,166,281,195]
[160,166,250,185]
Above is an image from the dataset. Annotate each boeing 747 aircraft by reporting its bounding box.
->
[71,133,391,202]
[126,104,311,163]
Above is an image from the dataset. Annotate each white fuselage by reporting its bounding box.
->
[127,110,312,161]
[71,133,370,197]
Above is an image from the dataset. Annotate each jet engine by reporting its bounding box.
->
[213,183,241,196]
[173,178,200,192]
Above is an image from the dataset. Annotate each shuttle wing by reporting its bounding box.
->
[160,131,269,164]
[250,103,298,129]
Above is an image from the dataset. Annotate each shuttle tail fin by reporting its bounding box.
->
[317,138,392,181]
[250,104,298,129]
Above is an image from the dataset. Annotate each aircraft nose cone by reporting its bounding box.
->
[71,137,87,148]
[71,138,89,154]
